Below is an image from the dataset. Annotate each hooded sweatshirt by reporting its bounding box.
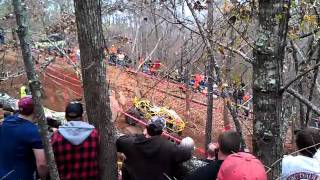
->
[51,120,99,180]
[281,151,320,180]
[117,134,191,180]
[58,120,94,145]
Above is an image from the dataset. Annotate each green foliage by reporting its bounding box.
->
[288,32,299,41]
[275,14,283,24]
[291,0,297,8]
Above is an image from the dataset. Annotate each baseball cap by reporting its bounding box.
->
[18,96,34,115]
[148,116,166,131]
[65,101,83,119]
[217,152,267,180]
[146,116,166,136]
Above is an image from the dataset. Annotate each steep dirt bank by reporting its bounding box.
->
[0,50,257,157]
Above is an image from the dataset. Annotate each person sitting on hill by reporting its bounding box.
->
[150,60,161,76]
[186,131,241,180]
[193,74,202,91]
[116,116,192,180]
[51,101,99,179]
[0,96,47,180]
[108,45,118,65]
[117,49,125,67]
[217,152,267,180]
[109,44,117,55]
[281,127,320,180]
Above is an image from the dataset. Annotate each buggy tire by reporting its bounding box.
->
[125,107,141,126]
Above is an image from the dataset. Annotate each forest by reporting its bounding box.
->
[0,0,320,180]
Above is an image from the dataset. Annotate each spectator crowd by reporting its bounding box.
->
[0,96,319,180]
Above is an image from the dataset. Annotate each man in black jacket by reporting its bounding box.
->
[117,116,192,180]
[186,131,241,180]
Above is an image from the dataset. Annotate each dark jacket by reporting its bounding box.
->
[185,160,224,180]
[117,134,192,180]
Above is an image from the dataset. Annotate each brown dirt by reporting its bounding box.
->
[0,50,262,157]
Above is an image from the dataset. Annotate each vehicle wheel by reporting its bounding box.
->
[125,107,141,126]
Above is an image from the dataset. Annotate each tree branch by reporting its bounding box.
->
[299,28,320,39]
[216,42,253,64]
[291,40,307,62]
[286,88,320,115]
[226,99,247,149]
[281,62,320,92]
[184,0,222,82]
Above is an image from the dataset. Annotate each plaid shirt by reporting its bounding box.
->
[51,129,99,180]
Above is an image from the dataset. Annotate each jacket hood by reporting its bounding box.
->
[134,135,162,158]
[58,121,94,145]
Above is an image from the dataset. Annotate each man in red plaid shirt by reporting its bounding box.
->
[51,101,99,179]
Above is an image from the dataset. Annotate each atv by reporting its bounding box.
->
[126,97,185,135]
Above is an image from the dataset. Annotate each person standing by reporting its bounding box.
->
[203,143,218,163]
[217,152,267,180]
[51,101,99,179]
[0,96,47,180]
[281,128,320,179]
[116,116,192,180]
[186,131,241,180]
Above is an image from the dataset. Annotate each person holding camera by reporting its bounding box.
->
[186,131,241,180]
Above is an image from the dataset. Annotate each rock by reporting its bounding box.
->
[0,92,18,110]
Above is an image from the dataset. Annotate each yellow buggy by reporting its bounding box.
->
[125,97,185,135]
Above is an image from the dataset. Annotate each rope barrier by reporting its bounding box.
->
[47,66,81,83]
[45,70,81,88]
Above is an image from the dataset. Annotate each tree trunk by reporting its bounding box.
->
[73,0,118,179]
[12,0,60,179]
[226,100,246,150]
[291,40,306,128]
[253,0,290,178]
[204,0,215,152]
[226,28,234,84]
[222,28,235,130]
[305,44,320,126]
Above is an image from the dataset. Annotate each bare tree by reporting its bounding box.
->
[12,0,60,179]
[73,0,118,179]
